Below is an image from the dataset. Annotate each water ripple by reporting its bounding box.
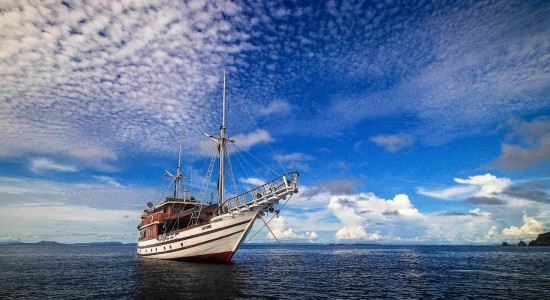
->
[0,245,548,299]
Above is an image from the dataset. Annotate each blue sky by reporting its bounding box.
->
[0,0,549,244]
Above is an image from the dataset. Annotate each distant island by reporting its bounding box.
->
[0,240,137,246]
[528,232,550,246]
[501,232,550,246]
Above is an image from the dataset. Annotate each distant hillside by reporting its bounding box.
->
[37,240,61,245]
[73,241,125,246]
[0,240,23,244]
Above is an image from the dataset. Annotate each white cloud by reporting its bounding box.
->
[417,185,478,200]
[258,99,291,116]
[321,183,543,243]
[68,147,117,161]
[502,214,544,238]
[0,175,161,243]
[284,185,336,209]
[0,203,138,223]
[0,176,157,210]
[232,129,273,151]
[274,152,315,171]
[328,193,421,241]
[0,203,139,243]
[371,133,414,153]
[29,157,78,174]
[335,226,382,241]
[93,175,122,187]
[239,177,265,187]
[455,174,511,197]
[0,0,252,162]
[265,217,319,241]
[265,1,550,143]
[67,147,118,171]
[275,152,314,162]
[485,225,498,240]
[469,208,490,217]
[418,174,511,200]
[1,1,549,162]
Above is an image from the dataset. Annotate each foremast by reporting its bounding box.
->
[167,130,189,199]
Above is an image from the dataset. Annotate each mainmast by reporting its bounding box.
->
[174,130,183,198]
[217,71,227,212]
[174,130,183,199]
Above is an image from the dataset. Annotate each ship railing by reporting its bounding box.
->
[220,172,299,213]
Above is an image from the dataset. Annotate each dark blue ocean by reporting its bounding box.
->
[0,244,548,299]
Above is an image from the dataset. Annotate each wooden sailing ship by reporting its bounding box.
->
[137,73,299,262]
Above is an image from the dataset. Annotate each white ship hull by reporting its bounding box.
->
[137,210,258,263]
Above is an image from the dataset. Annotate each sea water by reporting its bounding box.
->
[0,244,548,299]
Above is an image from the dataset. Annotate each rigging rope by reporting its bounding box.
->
[233,143,280,178]
[228,145,253,183]
[244,193,294,243]
[235,94,287,174]
[260,216,298,267]
[225,147,238,197]
[229,143,266,183]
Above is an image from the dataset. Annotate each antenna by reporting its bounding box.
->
[177,129,183,169]
[174,129,184,198]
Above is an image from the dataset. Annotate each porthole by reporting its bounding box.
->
[181,243,183,247]
[164,246,166,250]
[156,248,157,252]
[169,245,172,249]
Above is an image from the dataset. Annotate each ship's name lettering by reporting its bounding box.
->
[202,225,212,230]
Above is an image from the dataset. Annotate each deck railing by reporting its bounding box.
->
[220,172,299,213]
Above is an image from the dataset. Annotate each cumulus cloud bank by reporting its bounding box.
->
[266,217,319,242]
[328,193,420,241]
[502,214,544,238]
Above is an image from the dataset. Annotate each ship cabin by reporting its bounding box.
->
[138,197,218,241]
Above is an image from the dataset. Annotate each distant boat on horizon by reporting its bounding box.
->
[136,73,299,263]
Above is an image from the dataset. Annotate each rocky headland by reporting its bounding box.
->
[528,232,550,246]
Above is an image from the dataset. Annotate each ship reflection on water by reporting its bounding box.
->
[135,257,247,299]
